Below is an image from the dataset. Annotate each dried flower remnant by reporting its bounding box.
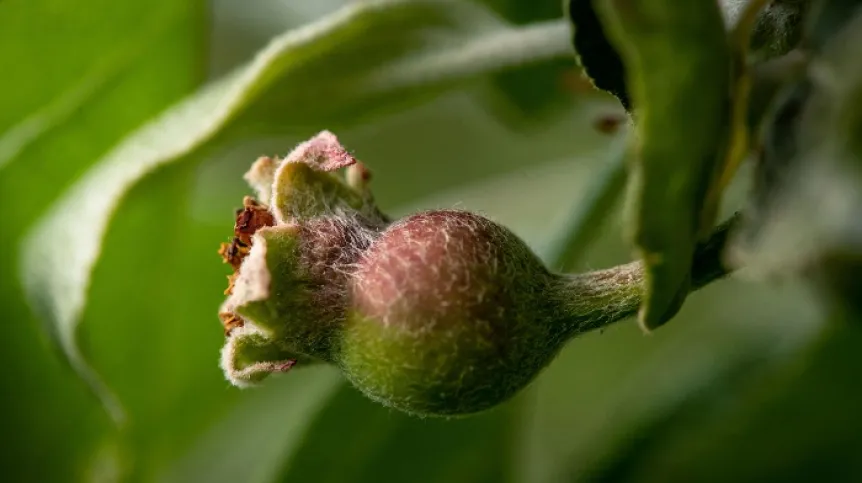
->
[218,196,277,336]
[219,197,276,273]
[219,131,388,381]
[217,130,736,417]
[235,196,277,240]
[217,311,245,337]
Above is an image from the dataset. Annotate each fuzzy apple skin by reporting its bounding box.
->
[336,210,565,416]
[220,132,735,417]
[224,207,642,413]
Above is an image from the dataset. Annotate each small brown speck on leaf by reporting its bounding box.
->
[560,69,597,95]
[593,113,627,134]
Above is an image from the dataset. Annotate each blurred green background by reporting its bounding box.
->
[1,1,861,482]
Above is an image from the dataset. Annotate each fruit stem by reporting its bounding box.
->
[554,213,740,336]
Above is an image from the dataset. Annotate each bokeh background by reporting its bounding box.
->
[2,1,861,482]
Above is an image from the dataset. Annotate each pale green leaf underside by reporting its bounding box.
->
[20,0,571,422]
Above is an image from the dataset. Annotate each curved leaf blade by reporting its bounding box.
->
[595,0,733,330]
[20,77,233,423]
[566,0,629,109]
[0,0,208,439]
[478,0,574,122]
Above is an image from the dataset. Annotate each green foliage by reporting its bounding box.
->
[566,0,629,108]
[480,0,576,120]
[566,0,819,331]
[3,0,862,481]
[0,0,206,480]
[594,0,734,330]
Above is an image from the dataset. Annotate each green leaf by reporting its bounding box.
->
[565,0,810,113]
[479,0,575,122]
[0,2,202,166]
[0,0,206,480]
[19,0,572,425]
[78,162,241,478]
[565,0,629,109]
[594,0,733,330]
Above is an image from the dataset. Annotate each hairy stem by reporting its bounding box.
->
[554,213,741,337]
